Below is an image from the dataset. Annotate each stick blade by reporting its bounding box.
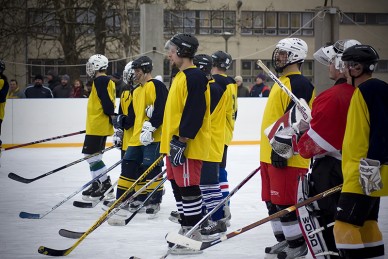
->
[38,245,68,256]
[58,229,84,239]
[72,200,94,208]
[165,232,202,250]
[8,173,33,184]
[19,211,41,219]
[107,218,126,226]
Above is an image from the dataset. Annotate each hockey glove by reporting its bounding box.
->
[145,105,154,119]
[271,149,287,168]
[359,158,383,195]
[140,121,156,146]
[111,114,126,129]
[113,128,124,149]
[270,126,300,159]
[169,136,187,167]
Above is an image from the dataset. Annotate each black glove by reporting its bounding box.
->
[111,114,126,129]
[169,136,187,167]
[271,149,287,168]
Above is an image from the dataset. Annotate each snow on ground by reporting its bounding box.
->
[1,145,387,259]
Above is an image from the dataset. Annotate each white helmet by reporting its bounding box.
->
[122,61,134,85]
[314,39,361,71]
[86,54,109,77]
[335,39,361,72]
[272,38,308,73]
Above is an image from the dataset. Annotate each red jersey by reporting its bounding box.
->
[298,80,355,159]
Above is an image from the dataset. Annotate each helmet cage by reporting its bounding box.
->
[123,61,135,85]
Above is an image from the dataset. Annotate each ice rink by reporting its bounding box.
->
[1,145,388,259]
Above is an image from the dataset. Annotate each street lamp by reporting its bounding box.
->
[222,31,232,53]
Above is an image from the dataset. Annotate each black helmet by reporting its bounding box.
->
[193,54,213,75]
[211,50,232,70]
[0,60,5,74]
[342,45,379,63]
[132,56,153,73]
[168,33,199,58]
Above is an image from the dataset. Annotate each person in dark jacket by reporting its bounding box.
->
[24,74,53,98]
[53,74,72,98]
[46,70,61,91]
[250,73,270,97]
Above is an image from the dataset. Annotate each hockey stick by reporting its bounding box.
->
[161,166,260,259]
[165,184,342,251]
[8,145,118,184]
[256,60,311,122]
[60,176,168,239]
[108,174,167,225]
[19,160,122,219]
[38,155,164,256]
[3,130,86,151]
[72,180,118,208]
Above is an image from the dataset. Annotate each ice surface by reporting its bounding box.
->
[1,145,387,258]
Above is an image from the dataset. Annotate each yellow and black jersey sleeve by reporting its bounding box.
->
[119,89,133,150]
[0,77,9,120]
[160,67,211,161]
[342,79,388,196]
[206,79,227,162]
[212,74,238,146]
[86,75,116,136]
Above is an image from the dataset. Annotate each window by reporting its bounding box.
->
[301,61,314,81]
[106,9,121,34]
[29,9,59,34]
[128,10,140,35]
[376,60,388,72]
[302,13,314,35]
[240,60,273,84]
[240,11,314,36]
[341,13,388,25]
[164,10,236,36]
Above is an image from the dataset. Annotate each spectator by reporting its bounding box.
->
[53,74,72,98]
[250,73,270,97]
[111,72,127,98]
[235,75,249,97]
[70,79,88,98]
[25,74,53,98]
[7,79,25,98]
[46,70,61,91]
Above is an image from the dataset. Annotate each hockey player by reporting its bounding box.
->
[101,61,135,214]
[210,50,237,226]
[81,54,115,200]
[0,60,9,162]
[109,56,168,216]
[260,38,315,259]
[193,54,228,239]
[162,33,211,254]
[333,45,387,258]
[272,39,361,258]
